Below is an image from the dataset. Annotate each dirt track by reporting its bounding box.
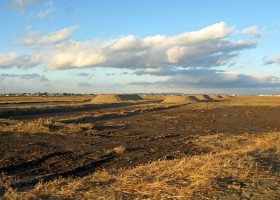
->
[1,96,280,195]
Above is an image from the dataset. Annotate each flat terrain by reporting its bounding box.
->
[0,96,280,199]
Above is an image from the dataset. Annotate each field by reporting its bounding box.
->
[0,95,280,199]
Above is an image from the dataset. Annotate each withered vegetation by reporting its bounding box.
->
[2,132,280,199]
[1,95,280,199]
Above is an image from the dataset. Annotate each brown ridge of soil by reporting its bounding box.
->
[162,95,196,104]
[0,101,150,118]
[91,94,143,103]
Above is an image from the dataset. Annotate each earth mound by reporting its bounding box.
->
[191,95,214,102]
[118,94,143,101]
[91,94,143,103]
[162,95,196,104]
[142,95,165,101]
[209,95,225,101]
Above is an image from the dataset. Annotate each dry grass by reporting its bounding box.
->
[229,96,280,106]
[162,95,196,104]
[0,103,175,135]
[0,118,93,134]
[112,146,126,155]
[0,174,14,191]
[3,132,280,199]
[0,96,92,103]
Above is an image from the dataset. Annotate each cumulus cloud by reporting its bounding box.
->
[0,52,19,69]
[0,73,48,82]
[41,22,256,70]
[6,22,257,72]
[14,25,78,46]
[40,25,78,44]
[36,1,55,19]
[264,55,280,65]
[0,52,41,69]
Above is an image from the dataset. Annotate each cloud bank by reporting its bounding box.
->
[0,52,41,69]
[3,22,278,90]
[131,68,280,89]
[44,22,256,70]
[0,73,48,82]
[5,22,255,71]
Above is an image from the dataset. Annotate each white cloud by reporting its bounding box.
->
[36,1,55,19]
[143,22,234,48]
[12,31,39,46]
[5,22,257,71]
[10,0,41,12]
[265,55,280,65]
[13,25,78,46]
[240,26,261,37]
[2,19,279,92]
[0,52,41,69]
[40,25,78,44]
[41,22,255,70]
[45,40,107,69]
[143,68,161,73]
[0,52,19,68]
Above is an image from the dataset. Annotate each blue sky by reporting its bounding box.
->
[0,0,280,94]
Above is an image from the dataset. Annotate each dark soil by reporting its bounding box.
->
[1,101,280,194]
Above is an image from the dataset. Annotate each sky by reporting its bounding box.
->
[1,0,280,94]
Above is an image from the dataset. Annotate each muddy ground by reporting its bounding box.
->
[0,96,280,196]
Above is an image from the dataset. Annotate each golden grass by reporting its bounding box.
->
[3,132,280,199]
[112,146,126,155]
[162,95,196,104]
[0,118,93,134]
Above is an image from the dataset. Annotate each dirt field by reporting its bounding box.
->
[0,95,280,199]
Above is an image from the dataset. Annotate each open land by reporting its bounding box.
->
[0,95,280,199]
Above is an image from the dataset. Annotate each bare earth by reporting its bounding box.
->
[0,95,280,199]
